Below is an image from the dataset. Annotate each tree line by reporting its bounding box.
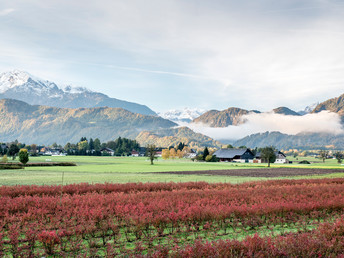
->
[64,137,140,156]
[0,137,140,158]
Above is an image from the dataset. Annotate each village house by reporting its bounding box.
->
[184,149,197,159]
[131,150,139,157]
[213,148,255,163]
[39,147,64,156]
[100,147,115,156]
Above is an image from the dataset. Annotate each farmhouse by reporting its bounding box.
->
[274,151,288,163]
[255,151,288,164]
[213,148,255,163]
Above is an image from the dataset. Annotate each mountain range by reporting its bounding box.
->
[0,98,220,148]
[0,70,156,116]
[1,70,344,149]
[192,106,304,127]
[0,98,175,144]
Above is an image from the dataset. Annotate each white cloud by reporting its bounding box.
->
[1,1,344,111]
[186,111,344,140]
[0,8,14,16]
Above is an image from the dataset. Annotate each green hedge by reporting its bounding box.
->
[0,164,24,169]
[0,162,76,168]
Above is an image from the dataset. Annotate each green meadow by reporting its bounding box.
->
[0,155,343,186]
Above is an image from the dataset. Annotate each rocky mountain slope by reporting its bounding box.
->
[272,107,301,116]
[0,99,175,144]
[312,93,344,116]
[0,70,156,115]
[192,107,260,127]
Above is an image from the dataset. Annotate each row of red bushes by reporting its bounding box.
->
[1,179,344,256]
[2,177,344,197]
[146,216,344,257]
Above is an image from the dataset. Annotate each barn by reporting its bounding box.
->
[213,148,255,163]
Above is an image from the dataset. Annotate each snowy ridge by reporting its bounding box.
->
[298,103,319,115]
[158,108,206,123]
[0,70,90,95]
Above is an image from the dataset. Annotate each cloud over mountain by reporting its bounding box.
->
[187,111,344,141]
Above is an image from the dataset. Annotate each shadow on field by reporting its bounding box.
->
[153,168,344,177]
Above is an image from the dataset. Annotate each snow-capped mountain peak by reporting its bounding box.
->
[0,70,33,93]
[0,70,156,115]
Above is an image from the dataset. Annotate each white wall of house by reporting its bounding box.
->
[275,158,287,164]
[233,159,254,163]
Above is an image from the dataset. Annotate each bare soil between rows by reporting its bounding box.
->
[154,168,344,178]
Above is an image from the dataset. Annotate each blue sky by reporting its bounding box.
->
[1,0,344,112]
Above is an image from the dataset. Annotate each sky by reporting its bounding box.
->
[1,0,344,113]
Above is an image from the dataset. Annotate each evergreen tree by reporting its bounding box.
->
[177,142,185,151]
[8,144,20,160]
[94,138,101,151]
[89,138,94,150]
[203,147,209,161]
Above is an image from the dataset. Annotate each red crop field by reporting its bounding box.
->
[1,179,344,256]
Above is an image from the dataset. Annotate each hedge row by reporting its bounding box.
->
[24,162,76,167]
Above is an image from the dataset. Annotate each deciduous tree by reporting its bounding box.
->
[18,149,29,165]
[261,146,276,167]
[146,144,157,165]
[334,151,343,164]
[161,149,169,160]
[319,150,328,163]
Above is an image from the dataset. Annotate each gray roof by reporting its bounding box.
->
[256,151,285,159]
[213,148,250,159]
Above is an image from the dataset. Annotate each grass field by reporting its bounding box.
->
[0,155,343,185]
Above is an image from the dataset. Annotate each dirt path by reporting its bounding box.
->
[154,168,344,178]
